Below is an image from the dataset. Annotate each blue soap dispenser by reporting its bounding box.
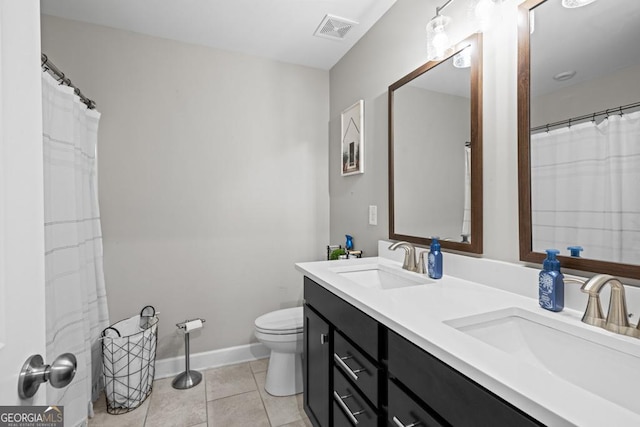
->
[345,235,354,251]
[539,249,564,312]
[428,238,443,279]
[567,246,583,257]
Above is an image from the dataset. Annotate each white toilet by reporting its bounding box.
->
[254,306,304,396]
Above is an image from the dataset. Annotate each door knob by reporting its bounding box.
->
[18,353,77,399]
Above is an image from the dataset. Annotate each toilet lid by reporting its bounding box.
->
[255,306,303,334]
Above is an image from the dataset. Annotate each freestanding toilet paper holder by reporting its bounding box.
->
[172,317,206,390]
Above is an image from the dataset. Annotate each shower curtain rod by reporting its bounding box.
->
[531,101,640,133]
[41,53,96,109]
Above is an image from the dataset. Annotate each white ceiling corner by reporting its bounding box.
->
[40,0,397,70]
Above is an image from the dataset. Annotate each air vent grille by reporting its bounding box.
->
[314,14,358,40]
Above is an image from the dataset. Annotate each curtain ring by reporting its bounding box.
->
[605,109,610,119]
[619,106,624,116]
[56,72,65,84]
[591,113,596,123]
[568,118,572,128]
[41,53,48,67]
[546,124,550,133]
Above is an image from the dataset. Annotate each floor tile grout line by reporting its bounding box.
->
[252,368,275,427]
[204,371,209,427]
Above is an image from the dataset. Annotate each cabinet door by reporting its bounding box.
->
[304,305,331,427]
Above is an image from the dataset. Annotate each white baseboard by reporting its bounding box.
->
[154,342,270,379]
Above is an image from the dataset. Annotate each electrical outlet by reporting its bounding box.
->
[369,205,378,225]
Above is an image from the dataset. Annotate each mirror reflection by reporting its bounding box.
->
[389,33,482,254]
[393,54,470,241]
[519,0,640,276]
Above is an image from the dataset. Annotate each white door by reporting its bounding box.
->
[0,0,47,405]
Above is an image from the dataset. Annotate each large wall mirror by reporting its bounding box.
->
[389,33,483,253]
[518,0,640,278]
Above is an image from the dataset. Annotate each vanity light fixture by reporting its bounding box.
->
[426,0,454,61]
[562,0,598,8]
[453,46,471,68]
[471,0,504,31]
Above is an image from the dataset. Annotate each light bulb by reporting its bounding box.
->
[474,0,493,28]
[426,14,451,60]
[453,47,471,68]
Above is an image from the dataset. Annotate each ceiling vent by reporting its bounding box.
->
[314,14,358,40]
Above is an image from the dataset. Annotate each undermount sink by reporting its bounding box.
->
[330,263,433,290]
[445,307,640,416]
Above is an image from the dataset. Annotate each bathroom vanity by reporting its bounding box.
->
[304,276,539,427]
[297,246,640,427]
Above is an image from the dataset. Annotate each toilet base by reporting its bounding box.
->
[264,351,303,397]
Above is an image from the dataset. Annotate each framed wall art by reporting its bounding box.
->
[341,100,364,176]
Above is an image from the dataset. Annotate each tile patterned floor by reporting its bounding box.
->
[90,359,312,427]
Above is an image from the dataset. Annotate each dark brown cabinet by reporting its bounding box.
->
[388,330,543,427]
[303,276,544,427]
[304,277,383,427]
[304,305,330,427]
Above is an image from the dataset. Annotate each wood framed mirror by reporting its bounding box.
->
[389,33,483,253]
[518,0,640,278]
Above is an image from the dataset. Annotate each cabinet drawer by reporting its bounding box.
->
[388,330,543,427]
[304,277,379,359]
[333,367,378,427]
[388,379,445,427]
[334,331,380,407]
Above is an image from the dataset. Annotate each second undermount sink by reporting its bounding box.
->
[445,307,640,416]
[330,263,433,290]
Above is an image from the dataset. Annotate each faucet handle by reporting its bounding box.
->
[604,283,630,333]
[416,251,426,274]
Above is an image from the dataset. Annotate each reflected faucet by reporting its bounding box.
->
[388,241,418,272]
[565,274,639,338]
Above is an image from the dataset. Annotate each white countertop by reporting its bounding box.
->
[296,255,640,427]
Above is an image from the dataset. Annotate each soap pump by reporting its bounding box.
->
[345,235,354,251]
[539,249,564,312]
[567,246,583,257]
[427,237,443,279]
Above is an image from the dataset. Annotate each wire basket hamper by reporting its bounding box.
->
[101,305,159,414]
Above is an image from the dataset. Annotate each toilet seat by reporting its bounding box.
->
[255,306,303,335]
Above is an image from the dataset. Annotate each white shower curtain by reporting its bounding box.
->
[461,146,472,241]
[42,72,110,426]
[531,110,640,264]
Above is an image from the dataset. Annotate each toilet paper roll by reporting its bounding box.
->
[184,319,203,332]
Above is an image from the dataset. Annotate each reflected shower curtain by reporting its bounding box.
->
[461,146,472,241]
[531,111,640,264]
[42,72,110,426]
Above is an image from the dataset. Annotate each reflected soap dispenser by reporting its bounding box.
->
[539,249,564,312]
[427,238,443,279]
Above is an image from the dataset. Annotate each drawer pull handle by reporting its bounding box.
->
[334,353,365,381]
[333,391,365,425]
[320,333,329,344]
[392,415,421,427]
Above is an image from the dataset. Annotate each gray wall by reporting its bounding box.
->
[532,62,640,128]
[41,15,330,359]
[330,0,522,261]
[394,86,469,239]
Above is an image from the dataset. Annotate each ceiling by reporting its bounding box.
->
[531,0,640,97]
[40,0,397,70]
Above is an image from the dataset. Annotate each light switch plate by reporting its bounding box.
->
[369,205,377,225]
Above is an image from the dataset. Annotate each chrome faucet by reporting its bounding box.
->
[565,274,639,338]
[388,241,418,272]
